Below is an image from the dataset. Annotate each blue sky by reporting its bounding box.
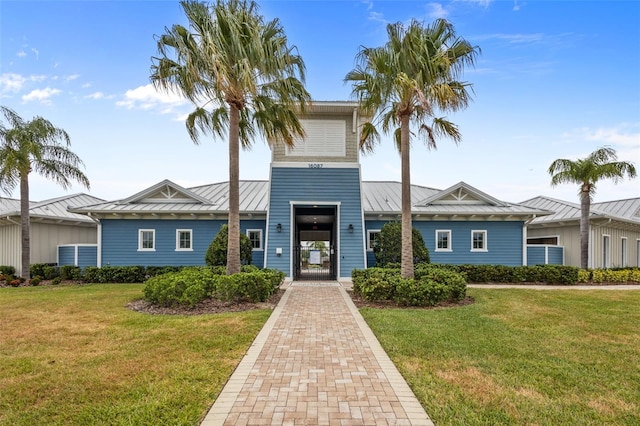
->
[1,0,638,204]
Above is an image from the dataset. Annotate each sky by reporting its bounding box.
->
[1,0,638,205]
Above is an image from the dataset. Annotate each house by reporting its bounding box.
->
[521,196,640,268]
[69,101,550,280]
[0,193,104,273]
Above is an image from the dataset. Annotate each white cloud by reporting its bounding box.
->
[17,50,27,58]
[31,48,39,60]
[85,91,105,100]
[0,73,27,93]
[116,83,188,112]
[368,11,387,24]
[427,3,449,19]
[81,83,91,88]
[474,33,544,44]
[65,74,80,81]
[22,87,62,105]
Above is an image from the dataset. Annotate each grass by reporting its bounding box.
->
[360,288,640,425]
[0,284,270,426]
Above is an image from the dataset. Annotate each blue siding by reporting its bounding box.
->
[100,219,265,267]
[58,246,76,266]
[266,167,365,278]
[365,220,526,266]
[77,246,98,268]
[527,245,564,265]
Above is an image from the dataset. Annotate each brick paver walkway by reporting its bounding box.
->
[202,282,433,426]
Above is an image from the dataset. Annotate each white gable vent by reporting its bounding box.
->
[286,120,345,157]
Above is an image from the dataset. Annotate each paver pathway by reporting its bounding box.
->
[202,282,433,426]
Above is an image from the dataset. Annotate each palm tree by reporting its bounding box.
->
[0,106,90,279]
[345,19,480,278]
[548,147,637,269]
[151,0,311,275]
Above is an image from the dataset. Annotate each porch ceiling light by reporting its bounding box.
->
[276,223,282,232]
[348,224,354,233]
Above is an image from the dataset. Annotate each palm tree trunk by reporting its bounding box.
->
[400,114,414,279]
[20,172,31,280]
[226,104,241,275]
[580,185,590,269]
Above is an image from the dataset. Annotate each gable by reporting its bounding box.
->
[416,182,507,207]
[120,180,211,205]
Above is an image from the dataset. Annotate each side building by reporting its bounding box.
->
[0,193,103,273]
[522,196,640,268]
[69,101,549,280]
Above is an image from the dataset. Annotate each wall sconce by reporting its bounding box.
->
[276,223,282,233]
[348,224,354,233]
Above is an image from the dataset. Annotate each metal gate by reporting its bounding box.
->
[294,244,336,280]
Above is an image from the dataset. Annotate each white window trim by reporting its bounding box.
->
[246,229,263,251]
[435,229,452,252]
[602,234,611,268]
[471,230,488,252]
[176,229,193,252]
[138,229,156,252]
[367,229,381,251]
[621,237,627,267]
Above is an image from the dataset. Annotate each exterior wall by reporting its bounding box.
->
[271,115,359,163]
[0,224,20,271]
[265,167,365,278]
[527,245,564,265]
[58,244,98,268]
[365,219,526,266]
[527,225,581,267]
[590,224,640,268]
[31,222,97,265]
[99,219,266,267]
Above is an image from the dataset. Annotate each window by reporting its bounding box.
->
[621,237,627,267]
[471,230,487,251]
[602,235,611,268]
[527,236,559,245]
[436,230,452,251]
[138,229,155,251]
[176,229,192,251]
[367,230,381,251]
[246,229,263,250]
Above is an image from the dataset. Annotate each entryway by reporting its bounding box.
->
[293,205,337,281]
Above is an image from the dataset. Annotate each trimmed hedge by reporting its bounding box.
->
[143,267,285,307]
[0,265,16,276]
[352,266,467,307]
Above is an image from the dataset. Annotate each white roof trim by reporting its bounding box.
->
[118,179,213,205]
[416,181,509,207]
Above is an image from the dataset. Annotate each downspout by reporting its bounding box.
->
[5,216,20,226]
[87,213,102,268]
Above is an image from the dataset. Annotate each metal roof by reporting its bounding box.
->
[1,193,104,224]
[70,179,547,219]
[521,195,640,226]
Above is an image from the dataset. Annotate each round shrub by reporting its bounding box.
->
[205,224,253,266]
[373,222,430,267]
[143,267,220,307]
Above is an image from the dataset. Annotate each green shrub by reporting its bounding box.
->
[214,272,278,303]
[415,265,467,301]
[144,265,184,279]
[51,277,62,285]
[352,268,401,302]
[30,263,59,280]
[205,224,253,266]
[0,265,16,276]
[30,276,42,286]
[592,269,631,283]
[83,266,146,283]
[578,269,591,283]
[143,267,281,307]
[373,222,430,267]
[143,267,220,307]
[59,265,83,281]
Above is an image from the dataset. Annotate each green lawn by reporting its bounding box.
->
[0,284,270,426]
[360,288,640,425]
